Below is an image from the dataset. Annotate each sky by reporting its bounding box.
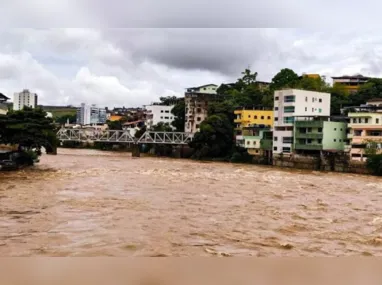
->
[0,0,381,108]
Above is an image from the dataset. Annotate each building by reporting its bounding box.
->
[145,104,175,130]
[184,84,221,133]
[366,98,382,107]
[348,112,382,161]
[109,115,123,121]
[0,93,9,115]
[234,108,273,130]
[293,116,348,154]
[331,74,370,94]
[76,103,107,125]
[13,89,38,110]
[236,125,273,156]
[273,89,331,155]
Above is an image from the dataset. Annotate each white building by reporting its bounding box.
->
[145,104,175,129]
[76,103,107,125]
[273,89,331,155]
[13,89,38,110]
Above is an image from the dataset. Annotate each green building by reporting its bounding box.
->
[236,125,272,156]
[293,117,348,153]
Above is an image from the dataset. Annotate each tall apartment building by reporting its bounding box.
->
[145,104,175,130]
[184,84,219,133]
[76,103,107,125]
[332,74,370,94]
[273,89,331,155]
[13,89,38,110]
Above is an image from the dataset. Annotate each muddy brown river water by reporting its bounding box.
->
[1,148,382,256]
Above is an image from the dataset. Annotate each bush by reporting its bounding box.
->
[366,154,382,176]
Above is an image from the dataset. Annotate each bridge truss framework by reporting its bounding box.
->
[56,128,194,145]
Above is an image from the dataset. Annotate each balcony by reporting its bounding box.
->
[294,143,323,150]
[294,121,323,128]
[295,132,323,139]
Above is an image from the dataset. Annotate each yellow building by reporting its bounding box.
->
[332,74,370,94]
[234,109,273,129]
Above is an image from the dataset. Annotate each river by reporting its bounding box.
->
[1,148,382,256]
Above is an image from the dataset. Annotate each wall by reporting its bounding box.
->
[322,121,347,150]
[194,85,218,94]
[145,105,175,129]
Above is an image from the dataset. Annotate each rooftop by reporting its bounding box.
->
[0,93,9,101]
[332,74,370,79]
[186,84,218,90]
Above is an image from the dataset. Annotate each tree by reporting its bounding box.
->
[349,78,382,106]
[189,114,234,159]
[330,84,350,115]
[171,99,185,131]
[270,68,299,90]
[159,96,179,106]
[296,75,330,92]
[0,107,58,154]
[55,114,76,125]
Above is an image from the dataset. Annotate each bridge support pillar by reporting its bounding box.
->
[132,144,140,157]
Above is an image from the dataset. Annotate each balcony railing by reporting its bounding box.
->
[295,121,323,128]
[294,143,323,150]
[295,132,323,139]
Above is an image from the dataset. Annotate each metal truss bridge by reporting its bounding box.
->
[56,128,194,145]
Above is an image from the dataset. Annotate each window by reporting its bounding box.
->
[317,128,322,133]
[353,118,357,123]
[365,118,369,124]
[196,124,200,128]
[334,128,337,131]
[197,117,201,121]
[165,117,169,119]
[165,110,169,113]
[282,147,291,153]
[247,141,250,145]
[267,116,271,119]
[283,117,294,124]
[307,139,312,144]
[253,141,257,145]
[284,95,295,103]
[377,118,380,124]
[282,137,293,143]
[305,107,307,112]
[284,106,295,113]
[312,108,314,112]
[340,128,343,131]
[261,116,264,119]
[275,96,279,101]
[307,128,312,133]
[305,97,308,102]
[358,118,362,123]
[197,108,201,113]
[334,139,337,142]
[318,139,322,144]
[319,108,322,113]
[160,116,163,119]
[275,117,278,121]
[312,97,315,102]
[161,110,164,113]
[274,137,278,141]
[339,139,342,142]
[319,98,322,103]
[273,146,278,151]
[248,115,251,118]
[254,116,258,119]
[275,107,278,111]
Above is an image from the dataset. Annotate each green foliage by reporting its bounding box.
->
[55,114,76,125]
[296,76,330,92]
[270,68,299,90]
[366,154,382,176]
[171,100,185,131]
[159,96,179,106]
[0,107,58,154]
[189,114,234,159]
[349,78,382,106]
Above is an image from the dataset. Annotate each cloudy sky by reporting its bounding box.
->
[0,0,381,108]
